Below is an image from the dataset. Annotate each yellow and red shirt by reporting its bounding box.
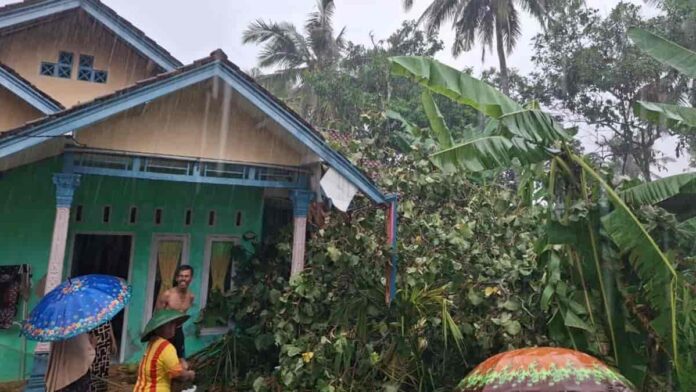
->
[133,337,183,392]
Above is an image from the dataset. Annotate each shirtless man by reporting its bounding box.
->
[156,265,195,369]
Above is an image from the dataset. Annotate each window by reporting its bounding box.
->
[208,210,216,226]
[184,209,192,226]
[145,235,189,322]
[235,211,243,227]
[39,51,73,79]
[102,206,111,223]
[129,206,138,224]
[200,237,241,330]
[78,54,94,68]
[74,205,83,223]
[154,208,163,225]
[77,54,108,84]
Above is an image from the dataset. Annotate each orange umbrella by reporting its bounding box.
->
[457,347,634,392]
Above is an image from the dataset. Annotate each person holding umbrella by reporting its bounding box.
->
[134,309,196,392]
[21,274,132,392]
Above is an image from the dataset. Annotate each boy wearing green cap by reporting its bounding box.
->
[134,309,195,392]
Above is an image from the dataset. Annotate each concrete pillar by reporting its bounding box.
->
[31,174,80,361]
[290,190,313,277]
[45,173,80,293]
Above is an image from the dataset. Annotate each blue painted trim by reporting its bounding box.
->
[0,59,387,203]
[0,0,79,29]
[0,0,180,71]
[290,189,314,217]
[80,0,181,70]
[69,163,308,190]
[0,66,61,114]
[24,352,48,392]
[53,173,81,207]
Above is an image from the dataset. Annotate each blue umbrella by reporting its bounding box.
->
[21,274,131,342]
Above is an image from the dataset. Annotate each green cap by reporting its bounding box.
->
[140,309,189,342]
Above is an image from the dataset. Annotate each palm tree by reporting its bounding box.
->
[402,0,549,95]
[242,0,346,116]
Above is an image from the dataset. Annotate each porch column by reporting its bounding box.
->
[290,190,313,277]
[45,173,81,293]
[26,174,81,390]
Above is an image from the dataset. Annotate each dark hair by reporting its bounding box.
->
[176,265,194,275]
[172,265,194,286]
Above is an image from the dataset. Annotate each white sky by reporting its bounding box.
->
[0,0,691,175]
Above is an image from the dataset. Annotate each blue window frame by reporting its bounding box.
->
[39,52,107,83]
[39,62,55,76]
[58,52,73,66]
[77,54,108,84]
[39,51,73,79]
[78,54,94,68]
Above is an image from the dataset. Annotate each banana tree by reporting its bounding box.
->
[627,28,696,131]
[389,55,696,389]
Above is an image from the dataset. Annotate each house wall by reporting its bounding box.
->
[0,10,159,108]
[0,86,43,132]
[0,158,60,382]
[0,158,266,381]
[74,82,309,167]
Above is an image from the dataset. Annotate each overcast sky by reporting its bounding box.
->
[1,0,690,175]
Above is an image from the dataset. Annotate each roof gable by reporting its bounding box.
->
[0,51,387,204]
[0,62,62,113]
[0,0,181,71]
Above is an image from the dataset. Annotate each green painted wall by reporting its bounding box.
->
[70,174,265,364]
[0,158,59,381]
[0,158,265,381]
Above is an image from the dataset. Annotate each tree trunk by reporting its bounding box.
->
[495,20,510,95]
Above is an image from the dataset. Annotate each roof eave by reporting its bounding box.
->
[0,64,62,113]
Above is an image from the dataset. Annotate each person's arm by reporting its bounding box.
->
[155,290,168,310]
[175,369,195,381]
[161,344,195,381]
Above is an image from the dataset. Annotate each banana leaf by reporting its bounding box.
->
[389,56,521,118]
[498,109,571,144]
[421,91,454,149]
[620,172,696,206]
[573,154,693,388]
[430,136,513,172]
[628,28,696,78]
[634,101,696,131]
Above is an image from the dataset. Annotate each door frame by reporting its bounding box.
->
[143,233,190,327]
[66,231,135,363]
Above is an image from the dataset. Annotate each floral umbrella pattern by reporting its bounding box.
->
[457,347,634,392]
[22,274,131,342]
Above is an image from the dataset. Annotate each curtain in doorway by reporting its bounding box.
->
[157,241,182,296]
[210,242,232,293]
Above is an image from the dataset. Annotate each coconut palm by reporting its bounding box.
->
[242,0,346,117]
[402,0,550,95]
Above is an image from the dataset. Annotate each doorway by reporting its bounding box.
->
[71,233,132,361]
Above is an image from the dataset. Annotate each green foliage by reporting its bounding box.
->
[627,28,696,78]
[532,1,692,179]
[193,136,548,390]
[390,53,696,390]
[619,172,696,206]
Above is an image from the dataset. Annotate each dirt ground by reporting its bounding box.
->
[0,365,197,392]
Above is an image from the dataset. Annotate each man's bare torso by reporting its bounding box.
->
[157,288,194,313]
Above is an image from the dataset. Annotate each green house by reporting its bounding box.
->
[0,0,391,384]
